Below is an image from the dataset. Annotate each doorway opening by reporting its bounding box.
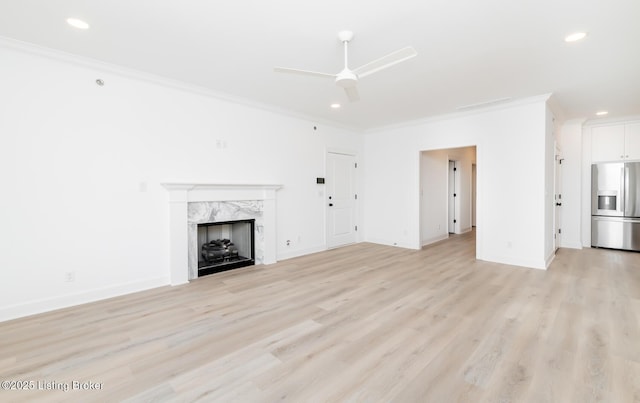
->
[420,146,477,247]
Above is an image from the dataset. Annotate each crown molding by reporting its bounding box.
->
[582,114,640,128]
[364,94,553,134]
[0,36,362,133]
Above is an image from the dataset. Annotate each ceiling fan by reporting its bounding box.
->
[274,31,417,102]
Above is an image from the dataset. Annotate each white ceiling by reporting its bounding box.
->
[1,0,639,130]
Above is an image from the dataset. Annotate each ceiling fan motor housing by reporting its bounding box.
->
[335,70,358,88]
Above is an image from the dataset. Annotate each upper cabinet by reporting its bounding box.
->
[592,122,640,162]
[625,123,640,160]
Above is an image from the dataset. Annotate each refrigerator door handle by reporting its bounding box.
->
[624,165,630,216]
[621,165,626,214]
[592,216,640,224]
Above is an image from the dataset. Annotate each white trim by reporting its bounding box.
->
[365,238,420,250]
[545,252,556,268]
[480,255,547,270]
[365,94,553,134]
[0,277,169,323]
[161,183,282,191]
[326,147,358,157]
[559,242,583,250]
[421,234,449,247]
[0,36,362,132]
[583,115,640,128]
[278,244,327,261]
[545,94,567,125]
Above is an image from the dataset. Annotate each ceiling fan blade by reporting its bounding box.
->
[353,46,417,78]
[344,86,360,102]
[273,67,335,79]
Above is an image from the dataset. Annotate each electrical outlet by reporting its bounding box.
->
[64,271,75,283]
[286,240,291,246]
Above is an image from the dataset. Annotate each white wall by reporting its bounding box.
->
[420,146,475,245]
[0,43,362,321]
[581,125,592,247]
[557,119,585,249]
[363,96,550,269]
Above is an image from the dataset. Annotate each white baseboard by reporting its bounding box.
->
[545,252,556,268]
[277,244,327,261]
[0,276,169,323]
[421,234,449,247]
[480,255,547,270]
[559,242,583,250]
[364,237,419,250]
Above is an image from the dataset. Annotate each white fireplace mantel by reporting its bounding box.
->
[162,183,283,201]
[161,183,282,285]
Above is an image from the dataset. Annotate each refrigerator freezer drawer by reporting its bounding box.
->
[592,217,640,251]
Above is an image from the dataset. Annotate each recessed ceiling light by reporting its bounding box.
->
[596,111,609,116]
[67,18,90,30]
[330,103,341,109]
[564,32,587,42]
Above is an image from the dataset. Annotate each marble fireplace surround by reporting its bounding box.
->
[161,183,282,285]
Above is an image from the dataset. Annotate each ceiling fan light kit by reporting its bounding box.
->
[274,30,417,102]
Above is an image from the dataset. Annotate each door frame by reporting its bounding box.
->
[554,146,563,251]
[418,145,480,257]
[472,163,477,227]
[448,159,458,234]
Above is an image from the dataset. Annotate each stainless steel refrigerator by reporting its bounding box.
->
[592,162,640,251]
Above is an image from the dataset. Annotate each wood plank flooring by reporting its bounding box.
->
[1,231,640,402]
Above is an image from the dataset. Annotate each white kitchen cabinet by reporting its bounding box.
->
[625,123,640,160]
[591,122,640,162]
[592,124,625,162]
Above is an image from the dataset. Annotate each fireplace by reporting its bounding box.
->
[161,183,281,285]
[197,219,255,276]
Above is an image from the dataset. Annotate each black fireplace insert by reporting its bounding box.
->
[197,219,255,276]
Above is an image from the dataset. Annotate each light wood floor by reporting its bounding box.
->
[2,231,640,402]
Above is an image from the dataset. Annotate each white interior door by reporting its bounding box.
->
[327,152,357,248]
